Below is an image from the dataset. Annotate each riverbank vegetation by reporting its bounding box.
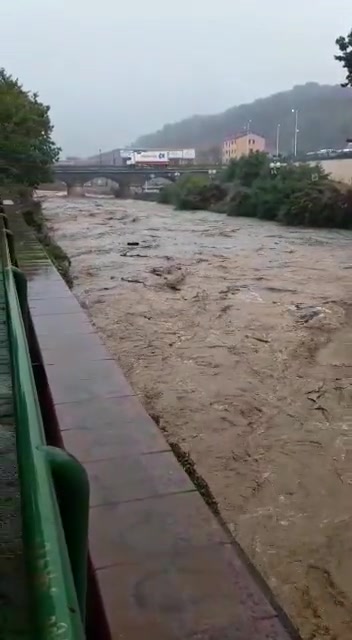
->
[336,28,352,88]
[158,153,352,228]
[0,69,67,276]
[0,68,59,189]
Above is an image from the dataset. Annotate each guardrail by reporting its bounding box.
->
[53,164,223,175]
[0,211,89,639]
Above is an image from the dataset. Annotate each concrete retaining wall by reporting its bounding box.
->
[311,159,352,184]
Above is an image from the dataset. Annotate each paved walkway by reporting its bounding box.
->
[8,206,300,640]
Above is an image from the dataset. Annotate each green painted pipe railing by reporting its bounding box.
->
[0,215,89,639]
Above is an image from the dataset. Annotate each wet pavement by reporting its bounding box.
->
[41,193,352,640]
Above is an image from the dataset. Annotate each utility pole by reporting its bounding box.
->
[276,124,281,157]
[99,148,102,166]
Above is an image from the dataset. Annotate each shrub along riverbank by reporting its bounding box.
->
[158,153,352,228]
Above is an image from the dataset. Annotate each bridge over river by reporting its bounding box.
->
[0,196,299,639]
[53,163,218,196]
[53,157,352,197]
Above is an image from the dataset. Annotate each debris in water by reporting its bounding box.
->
[290,304,326,323]
[246,334,271,344]
[121,276,148,287]
[164,270,186,290]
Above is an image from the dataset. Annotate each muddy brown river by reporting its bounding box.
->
[41,193,352,640]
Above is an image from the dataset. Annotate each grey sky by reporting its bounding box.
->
[1,0,351,156]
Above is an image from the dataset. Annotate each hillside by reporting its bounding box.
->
[133,83,352,155]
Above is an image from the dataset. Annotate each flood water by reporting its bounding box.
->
[41,192,352,640]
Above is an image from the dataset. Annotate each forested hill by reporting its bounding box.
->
[134,83,352,154]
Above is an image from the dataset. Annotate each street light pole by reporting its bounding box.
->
[292,110,299,157]
[276,124,281,157]
[246,120,252,155]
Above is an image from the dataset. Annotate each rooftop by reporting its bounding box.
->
[223,132,265,143]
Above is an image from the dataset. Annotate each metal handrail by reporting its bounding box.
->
[0,219,88,639]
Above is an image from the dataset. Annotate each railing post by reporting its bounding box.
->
[5,229,18,267]
[0,212,9,229]
[11,267,28,336]
[45,446,90,625]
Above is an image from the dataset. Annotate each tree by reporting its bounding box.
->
[221,152,270,187]
[0,69,60,187]
[336,30,352,87]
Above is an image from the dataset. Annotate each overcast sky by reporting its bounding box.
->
[1,0,351,156]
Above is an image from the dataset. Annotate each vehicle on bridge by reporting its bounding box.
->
[124,148,196,167]
[127,150,169,167]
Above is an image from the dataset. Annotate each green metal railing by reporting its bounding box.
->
[0,213,89,639]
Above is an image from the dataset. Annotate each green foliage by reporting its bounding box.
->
[336,29,352,87]
[227,162,331,223]
[173,176,227,211]
[0,68,60,187]
[248,178,283,220]
[157,183,177,204]
[159,152,351,228]
[279,182,352,228]
[159,175,227,211]
[227,187,254,217]
[267,164,327,216]
[134,83,352,154]
[221,152,270,187]
[220,161,238,183]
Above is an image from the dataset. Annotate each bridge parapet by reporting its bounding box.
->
[54,165,217,182]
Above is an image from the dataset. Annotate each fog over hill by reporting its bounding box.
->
[132,83,352,155]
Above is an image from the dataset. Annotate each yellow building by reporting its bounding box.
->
[222,132,266,163]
